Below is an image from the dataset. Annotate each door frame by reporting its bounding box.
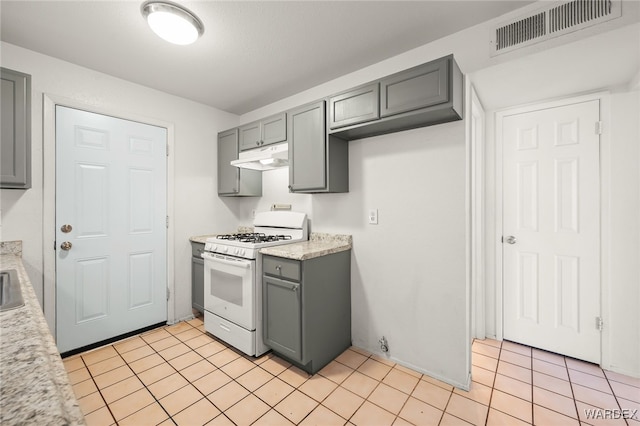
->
[42,94,176,335]
[494,91,612,367]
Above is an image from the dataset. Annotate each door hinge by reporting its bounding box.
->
[595,121,603,135]
[596,316,604,331]
[166,288,170,301]
[166,216,169,228]
[53,241,56,250]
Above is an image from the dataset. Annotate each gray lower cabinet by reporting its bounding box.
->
[217,128,262,196]
[287,100,348,193]
[262,251,351,374]
[239,112,286,151]
[191,241,205,313]
[329,54,462,141]
[1,67,31,189]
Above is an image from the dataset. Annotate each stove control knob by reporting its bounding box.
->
[221,247,228,253]
[211,245,217,251]
[204,243,212,251]
[234,248,240,255]
[239,249,246,256]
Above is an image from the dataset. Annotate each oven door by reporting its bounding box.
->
[202,252,255,330]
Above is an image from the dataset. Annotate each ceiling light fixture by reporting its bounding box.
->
[141,1,204,45]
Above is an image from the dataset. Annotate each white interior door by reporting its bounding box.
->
[56,106,167,353]
[502,100,600,363]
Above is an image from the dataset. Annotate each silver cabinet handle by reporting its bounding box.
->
[504,236,517,244]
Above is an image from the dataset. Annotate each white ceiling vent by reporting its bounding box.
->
[492,0,621,55]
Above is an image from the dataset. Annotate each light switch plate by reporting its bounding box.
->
[368,208,378,225]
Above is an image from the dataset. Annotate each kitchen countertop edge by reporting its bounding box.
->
[0,249,85,425]
[260,233,352,261]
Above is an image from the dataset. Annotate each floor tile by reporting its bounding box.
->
[497,361,531,384]
[279,365,311,388]
[185,334,214,349]
[569,368,612,394]
[471,365,496,388]
[319,360,354,384]
[175,327,202,342]
[181,359,218,383]
[166,321,194,335]
[148,372,189,399]
[341,371,380,398]
[350,401,396,426]
[322,386,365,420]
[275,390,319,424]
[454,379,493,405]
[236,365,274,392]
[472,341,501,359]
[604,370,640,388]
[206,413,237,426]
[119,401,169,426]
[609,380,640,403]
[207,381,250,411]
[445,393,489,425]
[93,365,134,389]
[398,396,443,425]
[533,404,580,426]
[195,340,227,358]
[159,342,191,361]
[371,354,396,367]
[532,370,572,397]
[219,355,256,378]
[485,408,530,426]
[532,385,578,419]
[394,364,422,379]
[128,353,165,374]
[113,336,147,355]
[253,409,295,426]
[141,328,172,344]
[472,353,499,372]
[575,400,628,426]
[357,358,393,381]
[422,375,455,391]
[383,367,420,394]
[68,369,92,387]
[137,362,176,386]
[225,394,270,426]
[532,358,569,381]
[63,356,85,373]
[439,413,473,425]
[82,405,115,426]
[72,378,98,399]
[300,404,346,425]
[259,356,292,376]
[169,350,204,371]
[101,375,145,404]
[501,341,532,357]
[120,344,155,364]
[254,377,295,407]
[149,334,180,352]
[77,391,105,416]
[411,379,452,410]
[299,374,338,402]
[81,346,119,366]
[335,349,369,370]
[159,384,203,416]
[368,383,409,415]
[531,348,566,367]
[489,389,532,423]
[193,369,232,396]
[492,373,531,402]
[109,387,155,420]
[87,355,126,377]
[572,383,619,408]
[499,350,531,369]
[208,347,242,368]
[565,358,605,378]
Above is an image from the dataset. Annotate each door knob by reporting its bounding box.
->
[60,241,73,251]
[60,224,73,233]
[504,236,517,244]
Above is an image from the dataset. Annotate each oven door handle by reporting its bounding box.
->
[202,252,251,269]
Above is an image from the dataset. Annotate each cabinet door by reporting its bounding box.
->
[261,113,287,146]
[329,83,379,129]
[263,275,302,362]
[217,129,240,195]
[380,57,449,118]
[288,101,326,192]
[191,256,204,312]
[238,121,261,151]
[1,68,31,189]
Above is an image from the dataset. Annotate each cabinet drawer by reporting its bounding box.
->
[329,83,379,129]
[380,58,449,118]
[263,256,300,281]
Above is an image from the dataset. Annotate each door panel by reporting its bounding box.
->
[56,106,167,353]
[288,101,326,192]
[503,100,600,363]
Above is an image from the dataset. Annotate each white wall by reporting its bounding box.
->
[0,42,239,322]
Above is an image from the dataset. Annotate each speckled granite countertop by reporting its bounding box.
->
[0,241,85,425]
[260,233,352,260]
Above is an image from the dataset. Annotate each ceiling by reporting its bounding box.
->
[0,1,533,115]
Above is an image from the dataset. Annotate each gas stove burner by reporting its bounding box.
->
[216,233,293,244]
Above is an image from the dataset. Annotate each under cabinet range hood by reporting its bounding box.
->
[230,142,289,171]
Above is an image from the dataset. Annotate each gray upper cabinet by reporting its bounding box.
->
[239,112,286,151]
[329,54,462,141]
[1,67,31,189]
[288,101,348,193]
[380,57,448,117]
[217,128,262,197]
[328,83,379,129]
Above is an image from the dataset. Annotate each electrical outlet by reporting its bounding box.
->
[251,209,256,218]
[368,208,378,225]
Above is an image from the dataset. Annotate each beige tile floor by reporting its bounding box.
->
[64,317,640,426]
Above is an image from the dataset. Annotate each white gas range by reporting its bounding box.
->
[201,211,308,357]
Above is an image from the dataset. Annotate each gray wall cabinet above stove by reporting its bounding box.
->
[217,128,262,197]
[329,55,462,141]
[287,100,348,194]
[262,251,351,374]
[1,67,31,189]
[239,112,287,151]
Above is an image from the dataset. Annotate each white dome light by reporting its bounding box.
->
[141,1,204,46]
